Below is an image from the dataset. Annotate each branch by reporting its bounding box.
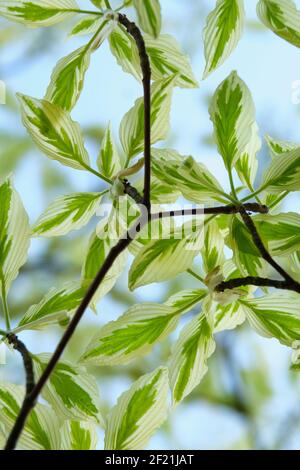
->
[5,15,152,451]
[216,276,300,294]
[118,13,152,212]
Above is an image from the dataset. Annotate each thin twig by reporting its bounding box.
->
[118,14,152,212]
[216,276,300,294]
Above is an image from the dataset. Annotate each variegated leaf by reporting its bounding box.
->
[133,0,161,38]
[201,219,225,275]
[60,420,98,450]
[97,123,122,179]
[33,192,103,237]
[105,367,169,450]
[18,94,90,171]
[261,146,300,193]
[203,0,245,78]
[255,212,300,256]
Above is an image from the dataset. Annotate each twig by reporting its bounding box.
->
[216,276,300,294]
[118,14,152,211]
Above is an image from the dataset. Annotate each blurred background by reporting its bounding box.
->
[1,0,300,450]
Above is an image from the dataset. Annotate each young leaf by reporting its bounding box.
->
[240,293,300,346]
[254,212,300,256]
[257,0,300,48]
[201,219,225,274]
[81,290,206,365]
[203,0,245,78]
[0,383,60,450]
[120,75,175,159]
[33,192,103,237]
[69,15,104,37]
[129,225,203,290]
[109,24,141,81]
[145,34,198,88]
[60,421,98,450]
[0,177,30,298]
[18,94,90,171]
[209,71,261,178]
[265,134,298,157]
[214,301,246,333]
[33,354,103,423]
[170,309,216,404]
[104,367,169,450]
[261,146,300,193]
[97,123,122,179]
[152,153,226,203]
[133,0,161,38]
[46,18,114,111]
[16,282,85,332]
[0,0,79,27]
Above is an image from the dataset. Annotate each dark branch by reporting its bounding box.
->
[216,276,300,294]
[118,13,152,212]
[6,334,35,396]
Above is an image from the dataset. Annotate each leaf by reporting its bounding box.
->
[257,0,300,48]
[81,289,206,365]
[18,94,90,171]
[129,224,203,290]
[120,75,175,159]
[170,307,216,404]
[133,0,161,38]
[104,367,169,450]
[69,15,104,37]
[16,282,85,332]
[0,0,79,27]
[201,219,224,274]
[33,354,103,423]
[152,153,225,203]
[240,293,300,346]
[203,0,245,78]
[254,212,300,256]
[261,146,300,193]
[33,192,103,237]
[60,420,98,450]
[109,24,141,81]
[209,71,261,178]
[145,34,198,88]
[97,123,122,179]
[0,383,60,450]
[265,134,298,157]
[46,18,113,111]
[214,301,246,332]
[230,216,266,277]
[82,212,128,309]
[0,176,30,298]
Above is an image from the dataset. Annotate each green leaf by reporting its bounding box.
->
[81,289,206,365]
[0,176,30,298]
[152,152,225,203]
[105,367,169,450]
[257,0,300,48]
[33,192,103,237]
[203,0,245,78]
[129,224,203,290]
[265,134,298,157]
[214,301,246,332]
[34,354,103,423]
[109,24,141,81]
[170,306,216,404]
[145,34,198,88]
[230,216,266,277]
[60,420,98,450]
[261,146,300,193]
[46,18,113,111]
[0,0,79,27]
[97,123,122,179]
[201,219,224,274]
[209,71,261,179]
[254,212,300,256]
[82,212,128,309]
[18,94,91,171]
[69,15,104,37]
[133,0,161,38]
[240,293,300,346]
[120,75,175,159]
[16,282,85,332]
[0,383,60,450]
